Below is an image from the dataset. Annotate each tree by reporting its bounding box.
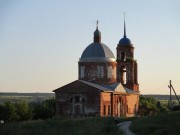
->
[43,99,55,115]
[15,101,33,121]
[139,96,170,116]
[156,101,169,113]
[3,101,17,122]
[0,104,7,121]
[32,98,55,120]
[139,96,158,116]
[0,101,33,122]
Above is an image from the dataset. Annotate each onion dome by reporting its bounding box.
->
[80,24,115,62]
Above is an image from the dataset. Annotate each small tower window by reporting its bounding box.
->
[121,52,126,61]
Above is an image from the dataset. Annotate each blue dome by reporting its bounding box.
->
[80,42,115,62]
[119,37,132,46]
[118,19,133,46]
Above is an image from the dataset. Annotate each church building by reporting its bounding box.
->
[53,20,139,117]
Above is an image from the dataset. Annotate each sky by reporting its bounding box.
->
[0,0,180,94]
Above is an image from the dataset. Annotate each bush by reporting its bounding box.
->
[0,99,55,122]
[173,105,180,111]
[15,101,33,121]
[32,99,55,120]
[139,96,169,116]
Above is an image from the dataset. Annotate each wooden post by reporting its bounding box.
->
[168,80,172,111]
[171,84,180,104]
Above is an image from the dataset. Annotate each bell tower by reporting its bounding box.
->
[116,17,139,92]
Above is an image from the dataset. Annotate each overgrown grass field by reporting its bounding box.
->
[130,111,180,135]
[0,117,123,135]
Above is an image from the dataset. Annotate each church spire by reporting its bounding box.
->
[118,13,132,46]
[124,13,126,38]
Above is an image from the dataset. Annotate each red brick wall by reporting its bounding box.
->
[54,80,139,117]
[78,62,117,84]
[126,94,139,117]
[54,80,101,116]
[99,92,138,117]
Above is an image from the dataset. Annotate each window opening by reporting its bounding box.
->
[120,66,127,84]
[121,52,126,61]
[104,105,106,115]
[108,66,112,78]
[98,66,104,78]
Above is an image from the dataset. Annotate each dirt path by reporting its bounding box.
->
[117,121,136,135]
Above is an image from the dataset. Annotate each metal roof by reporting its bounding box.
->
[54,79,138,94]
[80,42,115,62]
[118,37,132,46]
[79,80,112,91]
[79,80,138,94]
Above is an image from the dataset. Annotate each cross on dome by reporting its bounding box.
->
[96,20,99,29]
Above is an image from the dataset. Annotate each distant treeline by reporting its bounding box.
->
[0,92,54,97]
[1,92,179,100]
[142,94,180,100]
[0,93,55,105]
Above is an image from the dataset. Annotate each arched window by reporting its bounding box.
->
[121,52,126,61]
[69,96,85,103]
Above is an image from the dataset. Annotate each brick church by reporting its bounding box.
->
[53,20,139,117]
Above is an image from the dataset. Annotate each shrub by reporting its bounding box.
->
[172,105,180,111]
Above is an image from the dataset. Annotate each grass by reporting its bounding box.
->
[0,117,123,135]
[130,111,180,135]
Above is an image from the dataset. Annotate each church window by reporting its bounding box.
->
[121,52,126,61]
[70,96,85,103]
[97,66,104,78]
[70,98,73,103]
[107,66,112,78]
[134,104,136,113]
[104,105,106,115]
[75,96,80,103]
[80,66,85,78]
[127,105,128,113]
[108,105,111,115]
